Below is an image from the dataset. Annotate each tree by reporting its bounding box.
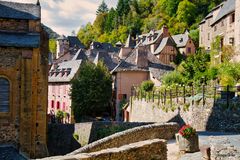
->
[96,0,109,15]
[70,61,112,122]
[49,39,56,54]
[177,0,197,26]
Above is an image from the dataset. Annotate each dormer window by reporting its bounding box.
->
[179,38,183,43]
[66,68,71,76]
[61,69,65,77]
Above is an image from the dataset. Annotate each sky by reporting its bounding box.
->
[7,0,118,35]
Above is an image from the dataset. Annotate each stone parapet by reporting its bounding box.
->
[39,139,167,160]
[69,122,178,155]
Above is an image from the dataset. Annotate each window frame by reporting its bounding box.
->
[0,76,12,118]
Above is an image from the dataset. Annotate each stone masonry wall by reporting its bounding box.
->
[0,124,17,145]
[47,122,151,156]
[39,139,167,160]
[129,98,240,132]
[69,122,178,155]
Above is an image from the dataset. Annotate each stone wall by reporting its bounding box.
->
[210,137,240,160]
[129,98,240,132]
[69,122,178,155]
[0,124,17,145]
[48,122,151,156]
[39,139,167,160]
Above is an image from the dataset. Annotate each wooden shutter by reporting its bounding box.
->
[0,78,10,112]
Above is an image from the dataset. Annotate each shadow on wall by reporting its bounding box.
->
[206,98,240,133]
[47,124,81,156]
[167,108,186,128]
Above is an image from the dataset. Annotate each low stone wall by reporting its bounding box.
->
[129,98,240,132]
[69,122,178,154]
[39,139,167,160]
[210,137,240,159]
[48,122,151,156]
[0,123,17,145]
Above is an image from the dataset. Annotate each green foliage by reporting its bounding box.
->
[49,39,56,54]
[56,110,64,123]
[73,133,79,141]
[77,0,222,46]
[96,0,109,15]
[70,61,112,122]
[141,80,154,92]
[189,29,199,47]
[162,71,184,86]
[177,0,197,26]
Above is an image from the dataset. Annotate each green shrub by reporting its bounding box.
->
[73,133,79,141]
[56,110,64,123]
[141,80,154,92]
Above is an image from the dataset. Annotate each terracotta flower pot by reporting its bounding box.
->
[176,133,199,153]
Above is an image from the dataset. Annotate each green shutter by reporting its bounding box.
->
[0,78,9,112]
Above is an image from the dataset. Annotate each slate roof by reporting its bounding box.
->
[54,49,87,64]
[68,36,85,49]
[0,1,40,20]
[112,46,174,80]
[49,60,82,83]
[0,32,40,48]
[211,0,235,25]
[153,37,169,55]
[172,33,189,48]
[93,52,119,71]
[57,35,67,40]
[137,29,163,46]
[90,41,119,53]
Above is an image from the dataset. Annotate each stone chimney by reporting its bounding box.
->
[119,47,132,59]
[135,46,148,68]
[162,25,170,38]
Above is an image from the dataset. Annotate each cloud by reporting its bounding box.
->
[6,0,118,35]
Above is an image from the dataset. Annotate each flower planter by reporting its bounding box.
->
[176,133,199,153]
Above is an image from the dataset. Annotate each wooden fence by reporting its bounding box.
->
[130,85,240,108]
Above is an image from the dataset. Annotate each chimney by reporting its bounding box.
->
[119,47,132,59]
[135,46,148,68]
[162,25,169,37]
[36,0,40,6]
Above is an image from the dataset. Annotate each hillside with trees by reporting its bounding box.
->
[77,0,223,48]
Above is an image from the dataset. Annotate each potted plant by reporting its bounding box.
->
[176,125,199,153]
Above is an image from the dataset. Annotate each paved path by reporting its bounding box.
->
[167,131,240,160]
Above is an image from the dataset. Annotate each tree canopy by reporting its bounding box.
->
[70,61,112,122]
[96,0,109,15]
[77,0,224,48]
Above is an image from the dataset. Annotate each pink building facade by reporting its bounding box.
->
[48,59,82,123]
[48,83,72,123]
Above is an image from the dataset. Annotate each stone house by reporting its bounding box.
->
[48,51,87,123]
[56,35,85,59]
[0,0,48,158]
[112,45,173,120]
[172,30,196,57]
[199,0,240,58]
[125,26,195,66]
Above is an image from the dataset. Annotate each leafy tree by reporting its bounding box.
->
[162,71,184,86]
[177,0,197,26]
[96,0,109,15]
[141,80,154,92]
[49,39,56,54]
[71,61,112,122]
[93,13,108,36]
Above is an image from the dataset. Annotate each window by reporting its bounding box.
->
[0,77,10,112]
[229,38,234,46]
[208,33,210,40]
[170,55,176,62]
[187,47,191,53]
[57,101,60,109]
[230,13,235,24]
[51,100,55,108]
[214,26,217,31]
